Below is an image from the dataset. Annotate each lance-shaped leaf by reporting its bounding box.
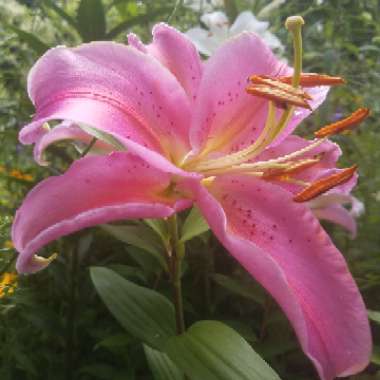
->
[101,224,167,271]
[144,345,183,380]
[77,0,106,41]
[91,267,176,349]
[180,207,209,243]
[164,320,281,380]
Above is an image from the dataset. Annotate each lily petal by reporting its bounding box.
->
[12,152,189,273]
[310,193,364,238]
[312,203,357,238]
[33,121,111,166]
[189,175,371,380]
[128,23,203,101]
[190,32,289,155]
[22,42,192,161]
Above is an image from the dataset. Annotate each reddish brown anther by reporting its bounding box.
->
[279,73,346,87]
[247,75,312,109]
[314,108,370,138]
[249,75,312,99]
[293,165,357,202]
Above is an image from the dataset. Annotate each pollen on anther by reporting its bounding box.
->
[293,165,357,202]
[279,73,346,87]
[314,108,370,138]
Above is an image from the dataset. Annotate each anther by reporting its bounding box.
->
[279,73,346,87]
[293,165,357,202]
[314,108,370,138]
[249,76,312,99]
[246,76,312,109]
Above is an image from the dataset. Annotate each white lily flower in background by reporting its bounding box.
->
[185,10,284,56]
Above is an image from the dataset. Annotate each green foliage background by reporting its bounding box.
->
[0,0,379,379]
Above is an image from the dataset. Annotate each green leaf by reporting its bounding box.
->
[105,9,171,40]
[223,0,238,23]
[78,124,126,150]
[144,219,168,242]
[371,346,380,365]
[77,0,106,41]
[106,264,147,283]
[180,207,209,243]
[221,320,258,343]
[42,0,78,29]
[126,246,164,275]
[7,25,50,55]
[94,333,130,351]
[212,274,265,305]
[79,364,117,379]
[101,224,167,270]
[91,267,175,349]
[144,345,183,380]
[164,320,281,380]
[368,309,380,324]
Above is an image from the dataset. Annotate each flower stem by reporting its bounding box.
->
[167,214,186,335]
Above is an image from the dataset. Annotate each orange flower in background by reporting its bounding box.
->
[0,272,18,298]
[8,169,34,182]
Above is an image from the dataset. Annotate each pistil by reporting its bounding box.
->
[184,16,306,173]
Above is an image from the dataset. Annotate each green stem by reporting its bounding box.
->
[66,245,78,380]
[167,215,186,335]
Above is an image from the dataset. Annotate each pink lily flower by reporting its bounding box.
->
[310,192,365,238]
[12,21,371,380]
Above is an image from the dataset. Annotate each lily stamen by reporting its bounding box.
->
[279,73,346,87]
[246,81,312,110]
[262,157,321,178]
[248,75,312,100]
[247,75,312,109]
[314,108,370,138]
[293,165,357,202]
[184,17,306,172]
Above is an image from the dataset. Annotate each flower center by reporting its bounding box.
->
[180,16,369,202]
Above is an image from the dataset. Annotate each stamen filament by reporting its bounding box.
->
[262,158,321,178]
[185,102,277,172]
[220,137,327,173]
